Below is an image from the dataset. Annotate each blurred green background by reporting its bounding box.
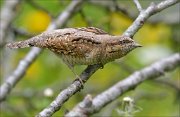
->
[0,0,179,117]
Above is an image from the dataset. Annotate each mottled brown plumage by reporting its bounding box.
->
[6,27,141,73]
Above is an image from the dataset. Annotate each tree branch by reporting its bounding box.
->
[0,0,83,102]
[65,53,180,116]
[36,64,102,117]
[0,0,21,47]
[123,0,179,37]
[90,0,179,25]
[133,0,143,12]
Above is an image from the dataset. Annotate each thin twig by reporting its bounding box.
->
[133,0,143,12]
[90,0,179,25]
[123,0,179,37]
[112,0,130,15]
[65,53,180,116]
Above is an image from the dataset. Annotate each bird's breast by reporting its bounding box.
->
[60,54,99,66]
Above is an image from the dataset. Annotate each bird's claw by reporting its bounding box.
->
[73,76,85,90]
[99,63,104,69]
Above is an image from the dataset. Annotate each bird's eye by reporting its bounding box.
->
[119,40,131,44]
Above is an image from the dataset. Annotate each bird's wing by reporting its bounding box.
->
[77,27,108,35]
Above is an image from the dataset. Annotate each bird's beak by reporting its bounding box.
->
[134,42,142,47]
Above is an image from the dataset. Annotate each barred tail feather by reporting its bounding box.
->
[6,40,34,49]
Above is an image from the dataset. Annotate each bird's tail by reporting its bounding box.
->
[6,40,32,49]
[6,36,42,49]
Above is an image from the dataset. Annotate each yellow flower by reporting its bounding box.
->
[24,10,51,33]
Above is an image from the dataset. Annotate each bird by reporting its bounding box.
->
[6,27,142,83]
